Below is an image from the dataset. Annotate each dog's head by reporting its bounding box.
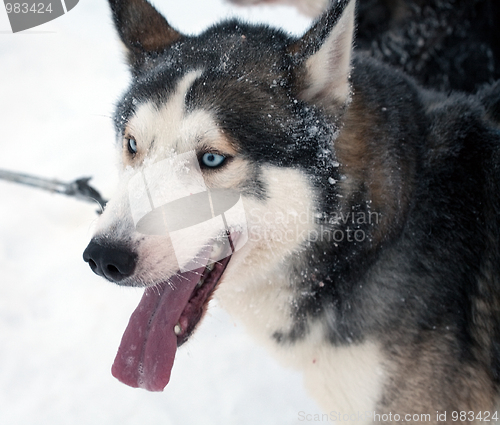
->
[83,0,355,391]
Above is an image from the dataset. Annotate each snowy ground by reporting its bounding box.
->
[0,1,325,424]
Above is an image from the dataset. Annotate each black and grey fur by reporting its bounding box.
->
[84,0,500,420]
[230,0,500,93]
[355,0,500,93]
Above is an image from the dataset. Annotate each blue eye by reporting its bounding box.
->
[126,138,137,155]
[201,152,226,168]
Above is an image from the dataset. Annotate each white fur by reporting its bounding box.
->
[217,165,318,335]
[298,332,384,418]
[220,249,384,419]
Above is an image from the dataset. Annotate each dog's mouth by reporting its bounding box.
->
[111,237,234,392]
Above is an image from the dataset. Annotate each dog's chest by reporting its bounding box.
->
[216,265,386,417]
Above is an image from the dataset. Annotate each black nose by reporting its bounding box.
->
[83,240,137,283]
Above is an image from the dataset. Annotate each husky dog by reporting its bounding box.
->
[230,0,500,93]
[83,0,500,420]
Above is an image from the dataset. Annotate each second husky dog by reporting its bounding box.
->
[83,0,500,420]
[230,0,500,93]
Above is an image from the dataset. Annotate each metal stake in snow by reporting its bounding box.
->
[0,168,107,213]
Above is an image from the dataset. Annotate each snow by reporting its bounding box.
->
[0,0,323,424]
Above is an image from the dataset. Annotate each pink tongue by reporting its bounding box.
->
[111,266,206,391]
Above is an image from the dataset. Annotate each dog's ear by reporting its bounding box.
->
[108,0,182,73]
[288,0,355,109]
